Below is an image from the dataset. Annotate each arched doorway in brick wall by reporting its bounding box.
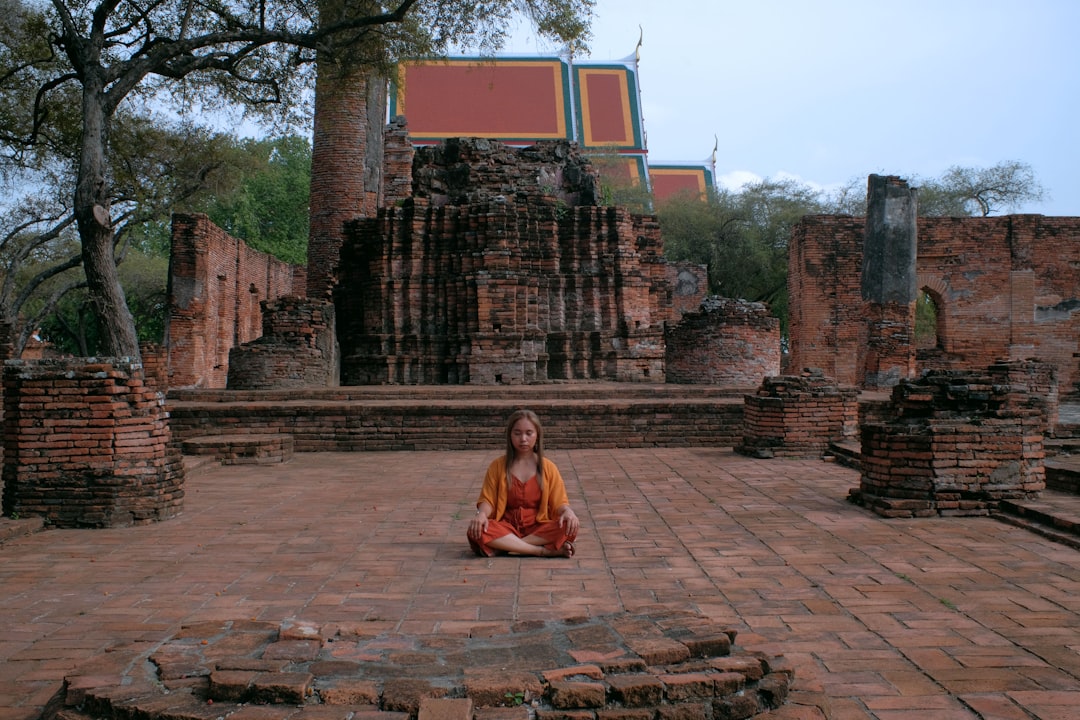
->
[916,288,943,350]
[915,275,958,373]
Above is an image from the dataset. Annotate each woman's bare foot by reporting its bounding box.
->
[544,541,574,558]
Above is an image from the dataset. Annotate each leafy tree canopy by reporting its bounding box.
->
[0,0,595,358]
[912,161,1047,217]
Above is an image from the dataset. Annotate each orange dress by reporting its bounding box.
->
[469,473,573,557]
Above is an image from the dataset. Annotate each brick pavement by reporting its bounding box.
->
[1,449,1079,719]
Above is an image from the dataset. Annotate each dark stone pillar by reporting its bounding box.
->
[861,174,917,389]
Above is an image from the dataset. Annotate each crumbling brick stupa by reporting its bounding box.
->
[335,138,672,384]
[167,131,780,390]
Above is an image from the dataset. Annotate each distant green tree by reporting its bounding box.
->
[915,161,1047,217]
[659,178,833,336]
[204,136,312,265]
[1,118,242,356]
[1,0,595,360]
[915,290,939,348]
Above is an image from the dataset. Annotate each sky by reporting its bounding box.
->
[505,0,1080,215]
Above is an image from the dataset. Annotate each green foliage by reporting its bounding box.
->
[204,136,312,265]
[658,179,834,337]
[588,152,652,213]
[915,290,939,348]
[34,249,168,355]
[0,0,595,357]
[0,118,267,355]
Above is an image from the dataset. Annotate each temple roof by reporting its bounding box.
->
[391,53,714,203]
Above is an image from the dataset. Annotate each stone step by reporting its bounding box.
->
[181,433,294,465]
[167,383,751,404]
[993,491,1080,551]
[824,440,861,470]
[1045,458,1080,494]
[1044,436,1080,456]
[167,388,749,452]
[0,516,45,545]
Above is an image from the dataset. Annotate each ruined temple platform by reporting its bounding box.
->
[2,448,1079,719]
[166,383,752,451]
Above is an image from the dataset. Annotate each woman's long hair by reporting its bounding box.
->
[504,408,545,493]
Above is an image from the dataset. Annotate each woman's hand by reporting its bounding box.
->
[558,506,579,540]
[468,507,489,541]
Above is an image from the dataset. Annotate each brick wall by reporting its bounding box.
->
[308,67,384,302]
[167,213,304,389]
[789,212,1080,391]
[666,297,780,385]
[2,358,184,527]
[382,116,414,208]
[853,360,1051,518]
[667,262,709,320]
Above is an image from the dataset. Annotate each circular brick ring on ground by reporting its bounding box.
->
[58,610,800,719]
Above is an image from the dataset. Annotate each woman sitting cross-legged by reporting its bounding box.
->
[467,409,579,558]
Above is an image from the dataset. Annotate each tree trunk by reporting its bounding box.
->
[75,80,141,360]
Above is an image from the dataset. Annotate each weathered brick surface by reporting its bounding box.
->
[417,697,473,720]
[308,67,384,302]
[336,139,671,385]
[666,298,780,386]
[547,681,607,709]
[181,433,294,465]
[227,296,336,390]
[166,386,746,451]
[167,213,303,389]
[316,678,380,705]
[463,671,545,708]
[66,612,792,720]
[667,263,709,321]
[2,358,184,528]
[853,360,1052,517]
[605,674,664,707]
[789,208,1080,394]
[737,370,859,459]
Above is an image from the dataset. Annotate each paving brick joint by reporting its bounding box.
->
[2,448,1079,720]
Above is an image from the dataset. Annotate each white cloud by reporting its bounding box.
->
[717,170,762,191]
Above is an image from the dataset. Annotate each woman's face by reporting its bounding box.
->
[510,418,538,455]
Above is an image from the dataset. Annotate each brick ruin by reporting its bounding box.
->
[2,358,184,528]
[167,213,305,389]
[166,132,769,388]
[59,610,795,719]
[665,297,780,385]
[788,175,1080,395]
[737,369,859,459]
[227,296,336,389]
[851,360,1054,518]
[336,138,670,384]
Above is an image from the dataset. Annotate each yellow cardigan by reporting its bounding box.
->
[476,456,569,522]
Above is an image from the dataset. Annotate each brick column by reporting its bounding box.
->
[308,64,385,301]
[2,358,184,527]
[861,174,917,389]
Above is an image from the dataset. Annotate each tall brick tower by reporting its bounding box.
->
[307,62,386,301]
